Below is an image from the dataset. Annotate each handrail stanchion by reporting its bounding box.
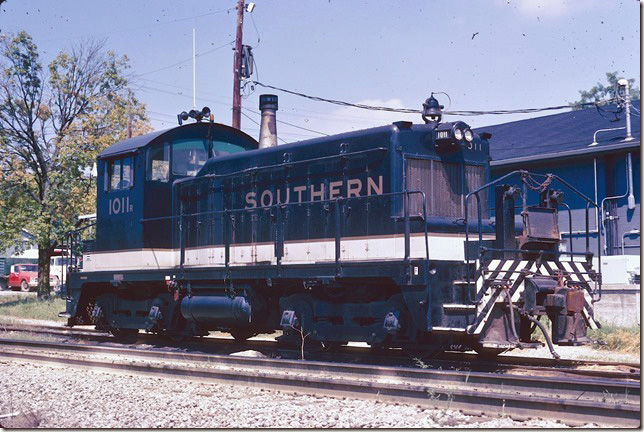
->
[464,192,472,304]
[475,192,483,246]
[585,203,591,253]
[404,192,410,266]
[559,203,574,259]
[419,192,429,264]
[596,203,602,302]
[179,208,186,278]
[335,198,342,277]
[276,205,283,275]
[224,210,230,271]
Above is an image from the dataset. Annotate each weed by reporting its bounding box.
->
[413,357,429,369]
[588,325,640,353]
[0,296,66,322]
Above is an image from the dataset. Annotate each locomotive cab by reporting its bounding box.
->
[88,122,258,271]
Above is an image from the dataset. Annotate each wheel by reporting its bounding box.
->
[109,328,139,339]
[20,280,29,292]
[0,279,7,291]
[230,329,258,342]
[474,347,507,359]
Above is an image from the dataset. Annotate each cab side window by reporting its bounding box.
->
[108,156,134,191]
[147,143,170,182]
[172,139,208,177]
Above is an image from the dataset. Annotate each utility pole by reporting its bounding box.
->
[232,0,245,129]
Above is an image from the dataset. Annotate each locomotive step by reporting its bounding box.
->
[442,303,476,312]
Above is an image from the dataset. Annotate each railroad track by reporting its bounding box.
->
[0,322,640,381]
[0,337,639,426]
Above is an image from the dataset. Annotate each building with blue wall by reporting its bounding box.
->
[477,101,640,261]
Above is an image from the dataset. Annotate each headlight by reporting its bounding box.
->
[453,128,463,140]
[464,129,474,142]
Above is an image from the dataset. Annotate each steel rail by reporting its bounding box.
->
[0,339,638,427]
[0,322,639,380]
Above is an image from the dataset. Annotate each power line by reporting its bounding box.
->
[138,41,234,76]
[139,85,231,107]
[243,107,329,136]
[251,81,617,116]
[241,111,287,144]
[248,12,261,48]
[139,77,414,125]
[48,7,236,42]
[252,81,420,114]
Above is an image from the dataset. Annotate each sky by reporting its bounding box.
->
[0,0,640,143]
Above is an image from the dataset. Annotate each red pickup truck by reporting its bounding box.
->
[7,264,39,292]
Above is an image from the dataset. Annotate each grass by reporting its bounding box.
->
[532,318,640,354]
[589,325,640,354]
[0,295,67,322]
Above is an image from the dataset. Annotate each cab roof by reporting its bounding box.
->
[98,122,259,159]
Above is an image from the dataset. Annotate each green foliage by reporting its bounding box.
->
[571,71,640,109]
[0,31,151,298]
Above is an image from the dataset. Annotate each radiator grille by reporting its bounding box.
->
[406,158,487,219]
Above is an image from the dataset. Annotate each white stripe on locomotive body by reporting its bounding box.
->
[83,249,177,272]
[82,233,495,272]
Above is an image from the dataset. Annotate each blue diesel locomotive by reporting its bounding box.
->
[63,96,601,356]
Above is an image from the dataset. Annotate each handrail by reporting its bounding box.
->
[169,146,389,255]
[143,190,430,283]
[559,203,573,258]
[463,170,602,305]
[62,221,98,299]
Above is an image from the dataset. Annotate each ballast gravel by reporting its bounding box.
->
[0,360,593,428]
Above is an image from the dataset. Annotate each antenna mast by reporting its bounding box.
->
[193,28,196,110]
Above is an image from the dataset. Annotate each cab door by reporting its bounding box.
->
[143,141,173,248]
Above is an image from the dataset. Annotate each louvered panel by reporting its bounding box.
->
[465,164,487,219]
[431,161,462,218]
[407,158,431,216]
[406,158,487,219]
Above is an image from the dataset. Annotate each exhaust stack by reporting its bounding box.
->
[259,94,278,149]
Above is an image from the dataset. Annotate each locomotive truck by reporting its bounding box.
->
[62,95,602,356]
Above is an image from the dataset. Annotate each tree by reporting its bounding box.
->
[0,31,151,298]
[571,71,640,109]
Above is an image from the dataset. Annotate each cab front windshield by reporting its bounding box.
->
[172,139,246,177]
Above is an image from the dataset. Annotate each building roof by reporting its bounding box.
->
[475,100,640,167]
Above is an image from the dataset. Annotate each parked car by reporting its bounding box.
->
[7,263,39,292]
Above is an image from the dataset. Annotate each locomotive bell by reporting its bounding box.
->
[422,94,443,124]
